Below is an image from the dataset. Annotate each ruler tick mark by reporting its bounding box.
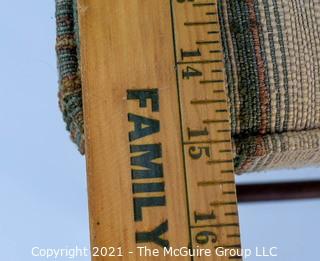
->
[200,79,224,84]
[220,149,232,153]
[223,191,236,195]
[177,60,221,65]
[184,139,231,145]
[216,109,228,113]
[191,99,226,105]
[203,119,229,124]
[212,69,223,73]
[185,21,218,26]
[206,12,217,15]
[208,31,220,34]
[225,212,238,216]
[213,90,225,94]
[191,223,239,228]
[196,40,220,45]
[198,180,234,186]
[193,2,216,7]
[210,49,223,53]
[215,244,241,249]
[227,234,241,238]
[210,201,237,206]
[221,170,234,174]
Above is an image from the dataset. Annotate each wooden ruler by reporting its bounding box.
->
[78,0,241,260]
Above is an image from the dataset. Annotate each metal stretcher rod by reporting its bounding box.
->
[236,181,320,202]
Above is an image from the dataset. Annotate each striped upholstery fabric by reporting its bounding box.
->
[56,0,84,153]
[55,0,320,173]
[219,0,320,173]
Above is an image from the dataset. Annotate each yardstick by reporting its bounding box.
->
[78,0,241,260]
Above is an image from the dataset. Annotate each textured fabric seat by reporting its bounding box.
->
[56,0,320,174]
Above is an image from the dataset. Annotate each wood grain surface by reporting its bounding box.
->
[78,0,241,260]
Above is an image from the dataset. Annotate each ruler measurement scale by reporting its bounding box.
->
[171,1,241,259]
[78,0,241,260]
